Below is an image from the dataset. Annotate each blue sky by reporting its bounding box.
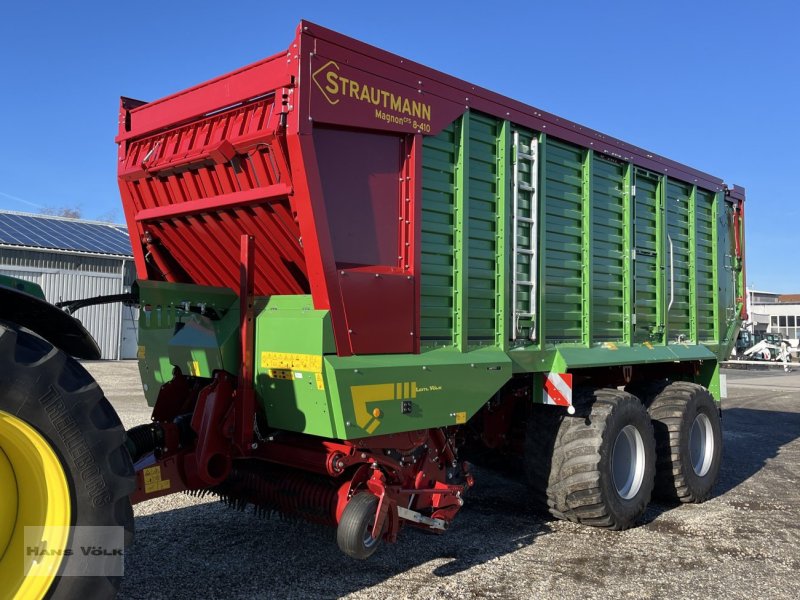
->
[0,1,797,292]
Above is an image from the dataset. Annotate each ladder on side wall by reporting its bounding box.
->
[512,130,538,341]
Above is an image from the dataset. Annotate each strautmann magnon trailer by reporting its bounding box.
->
[0,20,745,599]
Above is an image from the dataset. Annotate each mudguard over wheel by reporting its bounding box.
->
[0,324,135,600]
[336,493,383,560]
[645,381,722,503]
[526,388,656,530]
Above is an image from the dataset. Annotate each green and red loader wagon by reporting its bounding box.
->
[0,21,745,599]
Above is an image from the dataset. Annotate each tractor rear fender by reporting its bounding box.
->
[0,284,101,360]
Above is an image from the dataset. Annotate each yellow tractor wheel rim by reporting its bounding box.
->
[0,410,72,600]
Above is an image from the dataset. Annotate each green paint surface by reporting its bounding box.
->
[0,274,46,300]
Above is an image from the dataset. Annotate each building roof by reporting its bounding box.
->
[778,294,800,303]
[0,210,132,257]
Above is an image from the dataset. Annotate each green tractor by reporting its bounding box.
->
[0,274,135,600]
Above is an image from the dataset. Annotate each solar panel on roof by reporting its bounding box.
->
[0,212,132,256]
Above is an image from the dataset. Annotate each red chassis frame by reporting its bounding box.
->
[129,370,473,540]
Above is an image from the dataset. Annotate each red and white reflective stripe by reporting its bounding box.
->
[543,373,572,408]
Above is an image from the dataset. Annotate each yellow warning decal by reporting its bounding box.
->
[137,345,146,359]
[351,381,417,434]
[189,361,201,376]
[454,411,467,424]
[261,352,323,373]
[315,373,325,391]
[143,465,171,493]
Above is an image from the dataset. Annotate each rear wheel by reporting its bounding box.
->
[646,382,722,502]
[0,324,135,600]
[336,493,383,559]
[527,388,656,530]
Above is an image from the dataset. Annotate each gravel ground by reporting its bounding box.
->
[83,362,800,600]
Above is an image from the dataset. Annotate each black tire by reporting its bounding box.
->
[646,381,722,503]
[524,404,564,510]
[526,389,656,530]
[0,324,135,600]
[336,493,383,559]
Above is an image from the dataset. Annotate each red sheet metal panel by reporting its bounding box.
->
[118,93,309,297]
[338,270,415,355]
[297,21,728,193]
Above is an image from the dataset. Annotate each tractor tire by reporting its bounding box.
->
[0,323,135,600]
[646,381,722,503]
[336,493,383,560]
[527,388,656,530]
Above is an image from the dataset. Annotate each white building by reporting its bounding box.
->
[0,210,138,359]
[747,288,800,340]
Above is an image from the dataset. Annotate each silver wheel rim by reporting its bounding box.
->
[689,413,714,477]
[612,424,646,500]
[363,519,378,549]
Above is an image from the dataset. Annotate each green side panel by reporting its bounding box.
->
[509,342,717,376]
[543,137,583,342]
[591,155,626,342]
[421,123,457,345]
[666,179,692,341]
[717,195,738,352]
[454,113,468,351]
[0,274,46,300]
[421,111,507,351]
[253,295,338,438]
[466,112,502,346]
[633,169,661,342]
[622,163,634,345]
[324,348,511,439]
[695,188,716,341]
[581,150,593,345]
[167,309,240,378]
[135,280,239,406]
[495,121,509,350]
[251,296,510,439]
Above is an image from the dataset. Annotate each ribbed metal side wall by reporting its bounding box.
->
[419,118,731,355]
[591,156,626,341]
[695,189,716,341]
[633,170,660,342]
[667,180,692,339]
[0,249,127,273]
[466,113,501,343]
[543,138,583,342]
[0,248,136,359]
[421,123,457,344]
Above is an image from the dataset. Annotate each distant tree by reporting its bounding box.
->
[95,209,121,223]
[40,206,82,219]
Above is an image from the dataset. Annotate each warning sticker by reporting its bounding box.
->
[261,352,323,373]
[143,465,171,494]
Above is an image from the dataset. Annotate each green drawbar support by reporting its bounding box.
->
[689,185,698,343]
[537,133,548,348]
[453,112,470,351]
[495,120,509,350]
[581,149,593,346]
[622,162,633,345]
